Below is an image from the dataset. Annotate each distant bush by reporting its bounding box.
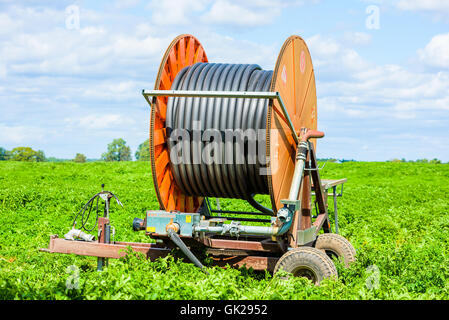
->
[73,153,87,163]
[0,147,11,161]
[10,147,45,162]
[389,158,443,164]
[135,139,150,161]
[102,138,132,162]
[430,158,442,164]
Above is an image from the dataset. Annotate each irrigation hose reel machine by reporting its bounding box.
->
[42,34,355,284]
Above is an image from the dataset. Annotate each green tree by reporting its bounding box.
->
[102,138,132,161]
[36,150,46,162]
[430,158,441,164]
[135,139,150,161]
[10,147,45,162]
[0,147,10,160]
[73,153,87,163]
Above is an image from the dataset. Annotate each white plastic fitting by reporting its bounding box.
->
[64,228,95,242]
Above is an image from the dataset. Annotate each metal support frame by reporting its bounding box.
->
[332,185,341,234]
[142,89,307,239]
[97,193,112,271]
[204,197,273,223]
[41,235,171,260]
[41,161,344,272]
[40,90,347,274]
[312,179,346,234]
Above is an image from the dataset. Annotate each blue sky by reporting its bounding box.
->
[0,0,448,161]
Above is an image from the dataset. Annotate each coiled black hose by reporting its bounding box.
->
[166,63,274,214]
[71,190,122,232]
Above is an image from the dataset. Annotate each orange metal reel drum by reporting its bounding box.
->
[150,35,208,212]
[150,34,317,214]
[267,35,317,213]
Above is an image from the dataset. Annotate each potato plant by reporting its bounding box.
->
[0,161,448,299]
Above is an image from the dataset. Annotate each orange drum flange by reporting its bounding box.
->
[150,34,208,212]
[267,35,317,213]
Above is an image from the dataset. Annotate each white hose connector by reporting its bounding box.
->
[64,228,95,242]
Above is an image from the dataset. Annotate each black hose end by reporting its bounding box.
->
[132,218,145,231]
[167,229,209,275]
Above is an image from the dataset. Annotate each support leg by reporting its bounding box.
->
[333,186,340,234]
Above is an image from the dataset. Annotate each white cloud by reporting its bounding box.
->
[79,80,148,102]
[343,32,372,46]
[199,33,278,68]
[146,0,310,28]
[306,34,341,57]
[396,0,449,13]
[306,34,370,73]
[0,18,169,78]
[0,124,45,144]
[0,1,447,161]
[0,12,23,35]
[147,0,210,26]
[418,33,449,69]
[113,0,141,10]
[361,0,449,21]
[65,114,135,130]
[201,0,281,27]
[362,0,449,13]
[307,32,449,146]
[0,64,7,78]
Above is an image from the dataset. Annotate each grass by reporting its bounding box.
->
[0,161,448,299]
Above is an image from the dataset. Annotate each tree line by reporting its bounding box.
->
[0,138,151,163]
[388,158,443,164]
[1,140,444,164]
[0,147,46,162]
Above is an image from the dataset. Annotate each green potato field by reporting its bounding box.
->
[0,161,448,300]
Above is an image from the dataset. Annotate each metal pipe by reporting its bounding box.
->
[214,217,271,223]
[333,186,340,234]
[167,229,209,275]
[193,220,288,236]
[142,89,299,145]
[210,209,270,216]
[288,141,309,201]
[143,89,280,99]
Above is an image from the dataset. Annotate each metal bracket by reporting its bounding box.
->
[280,199,301,212]
[296,226,317,246]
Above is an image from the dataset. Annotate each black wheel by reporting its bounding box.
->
[315,233,356,267]
[273,247,337,284]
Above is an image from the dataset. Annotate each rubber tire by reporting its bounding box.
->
[315,233,356,267]
[273,247,338,285]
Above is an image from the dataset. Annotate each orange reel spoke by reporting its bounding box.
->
[153,128,167,147]
[151,35,208,212]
